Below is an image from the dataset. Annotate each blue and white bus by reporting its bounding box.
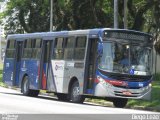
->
[3,28,153,108]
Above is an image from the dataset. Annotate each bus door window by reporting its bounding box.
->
[40,40,53,90]
[14,40,23,86]
[86,38,97,90]
[44,41,52,63]
[16,41,23,62]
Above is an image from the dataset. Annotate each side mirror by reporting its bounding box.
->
[97,42,103,57]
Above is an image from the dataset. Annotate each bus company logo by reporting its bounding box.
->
[130,68,135,75]
[55,64,63,71]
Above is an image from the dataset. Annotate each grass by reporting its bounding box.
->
[127,74,160,110]
[127,82,160,111]
[0,63,7,87]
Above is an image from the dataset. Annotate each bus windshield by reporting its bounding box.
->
[98,41,152,76]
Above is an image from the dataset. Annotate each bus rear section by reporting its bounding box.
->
[19,38,56,96]
[3,36,56,96]
[3,40,23,86]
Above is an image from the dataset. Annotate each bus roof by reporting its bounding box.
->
[7,28,152,40]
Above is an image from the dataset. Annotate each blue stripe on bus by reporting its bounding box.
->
[95,70,151,88]
[3,59,15,86]
[19,59,39,90]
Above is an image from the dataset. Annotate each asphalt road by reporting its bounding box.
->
[0,86,159,120]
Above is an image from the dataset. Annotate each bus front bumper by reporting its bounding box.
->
[94,82,151,100]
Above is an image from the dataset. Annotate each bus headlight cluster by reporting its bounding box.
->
[140,84,151,92]
[97,76,106,86]
[97,76,112,88]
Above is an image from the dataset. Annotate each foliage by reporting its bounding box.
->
[155,40,160,55]
[0,0,160,53]
[0,64,6,87]
[1,0,50,34]
[154,73,160,81]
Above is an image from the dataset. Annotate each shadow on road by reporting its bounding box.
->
[0,91,113,108]
[0,92,24,96]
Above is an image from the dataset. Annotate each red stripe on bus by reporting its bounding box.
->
[95,78,127,86]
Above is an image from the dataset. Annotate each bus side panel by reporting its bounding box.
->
[47,62,56,92]
[29,59,39,90]
[51,60,85,94]
[19,59,39,90]
[41,63,47,90]
[63,61,85,94]
[15,61,21,86]
[51,60,65,93]
[3,59,15,86]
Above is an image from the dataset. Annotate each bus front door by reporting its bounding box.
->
[39,40,55,91]
[13,41,23,86]
[84,38,97,94]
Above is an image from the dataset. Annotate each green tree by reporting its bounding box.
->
[1,0,50,34]
[70,0,113,29]
[0,0,160,53]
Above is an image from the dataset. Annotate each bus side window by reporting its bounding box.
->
[64,37,75,60]
[6,40,15,58]
[22,39,32,59]
[53,38,64,59]
[74,36,86,60]
[32,39,42,59]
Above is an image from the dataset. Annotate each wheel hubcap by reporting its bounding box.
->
[73,86,79,98]
[23,79,28,93]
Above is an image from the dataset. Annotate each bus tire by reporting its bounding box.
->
[21,76,39,97]
[56,93,69,101]
[69,81,85,103]
[112,98,128,108]
[30,90,39,97]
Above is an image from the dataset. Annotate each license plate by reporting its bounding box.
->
[122,91,132,95]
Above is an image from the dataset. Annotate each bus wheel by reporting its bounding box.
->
[69,81,85,103]
[30,90,39,97]
[22,76,39,97]
[112,98,128,108]
[56,93,69,101]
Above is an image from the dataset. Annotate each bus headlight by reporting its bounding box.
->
[97,76,113,88]
[97,76,106,86]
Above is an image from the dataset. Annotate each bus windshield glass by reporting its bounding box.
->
[98,36,152,76]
